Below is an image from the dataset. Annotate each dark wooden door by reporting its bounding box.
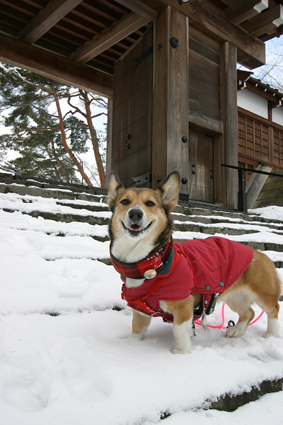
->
[112,29,153,187]
[188,130,214,203]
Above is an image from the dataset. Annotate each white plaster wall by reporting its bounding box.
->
[237,89,268,119]
[272,106,283,126]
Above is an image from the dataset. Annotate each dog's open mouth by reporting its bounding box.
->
[122,220,153,237]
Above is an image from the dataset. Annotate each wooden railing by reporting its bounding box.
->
[221,164,283,212]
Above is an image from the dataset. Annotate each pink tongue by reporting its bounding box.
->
[130,224,141,231]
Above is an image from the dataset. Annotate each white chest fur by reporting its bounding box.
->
[111,238,155,264]
[125,277,145,288]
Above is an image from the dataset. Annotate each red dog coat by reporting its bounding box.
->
[120,237,254,322]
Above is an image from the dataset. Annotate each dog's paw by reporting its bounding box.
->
[225,324,246,338]
[171,348,190,354]
[262,330,279,339]
[130,332,145,341]
[262,319,279,338]
[118,332,143,340]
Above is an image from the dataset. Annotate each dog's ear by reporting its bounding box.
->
[108,172,124,212]
[158,171,180,212]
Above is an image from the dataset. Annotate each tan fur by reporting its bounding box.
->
[109,187,169,246]
[217,249,281,338]
[163,296,194,325]
[218,250,280,316]
[132,309,151,336]
[109,171,282,352]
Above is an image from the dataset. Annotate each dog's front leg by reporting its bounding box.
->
[131,309,151,340]
[162,296,194,354]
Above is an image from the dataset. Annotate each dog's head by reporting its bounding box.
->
[108,172,180,259]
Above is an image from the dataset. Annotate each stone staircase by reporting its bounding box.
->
[0,173,283,268]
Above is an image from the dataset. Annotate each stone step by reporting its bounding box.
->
[159,377,283,418]
[0,172,107,194]
[55,200,109,213]
[0,178,107,203]
[173,206,283,227]
[172,212,283,230]
[174,221,259,236]
[175,223,283,237]
[2,207,110,226]
[174,237,283,253]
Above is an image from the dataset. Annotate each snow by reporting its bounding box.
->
[249,205,283,221]
[0,195,283,425]
[0,192,111,219]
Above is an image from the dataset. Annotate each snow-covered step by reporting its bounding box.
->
[0,209,109,243]
[172,212,283,230]
[56,199,109,213]
[2,207,110,227]
[174,236,283,255]
[174,220,283,238]
[174,204,283,226]
[0,177,107,203]
[175,221,261,236]
[3,207,110,227]
[0,192,111,226]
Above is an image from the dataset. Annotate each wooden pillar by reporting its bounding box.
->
[219,42,238,209]
[152,6,189,191]
[106,97,113,185]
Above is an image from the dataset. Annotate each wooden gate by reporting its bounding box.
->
[188,130,214,203]
[111,29,153,187]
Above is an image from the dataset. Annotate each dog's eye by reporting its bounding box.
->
[145,200,155,207]
[121,199,130,206]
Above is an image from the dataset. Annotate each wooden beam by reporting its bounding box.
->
[221,0,238,7]
[189,112,223,135]
[157,0,265,69]
[0,34,113,98]
[18,0,84,44]
[245,80,283,104]
[246,4,283,38]
[225,0,268,25]
[72,12,149,64]
[114,0,157,22]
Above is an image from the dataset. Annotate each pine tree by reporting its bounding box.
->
[0,64,105,185]
[67,89,107,187]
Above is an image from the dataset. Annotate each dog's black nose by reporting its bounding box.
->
[129,208,143,223]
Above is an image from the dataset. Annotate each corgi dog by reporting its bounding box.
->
[108,171,281,354]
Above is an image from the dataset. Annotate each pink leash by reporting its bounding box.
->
[194,302,264,329]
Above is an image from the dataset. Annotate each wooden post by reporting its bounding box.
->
[238,168,247,212]
[219,42,238,209]
[152,6,189,192]
[106,98,113,185]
